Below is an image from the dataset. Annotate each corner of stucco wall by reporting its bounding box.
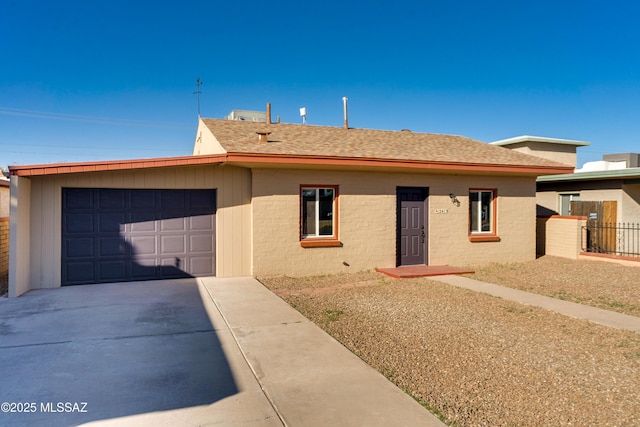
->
[8,176,31,297]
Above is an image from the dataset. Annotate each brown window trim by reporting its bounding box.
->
[468,234,501,242]
[469,188,499,242]
[300,238,343,248]
[300,184,340,247]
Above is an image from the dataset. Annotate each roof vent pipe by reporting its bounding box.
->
[342,96,349,129]
[266,103,272,124]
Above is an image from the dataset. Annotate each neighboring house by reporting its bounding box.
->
[8,115,572,296]
[536,154,640,223]
[0,176,9,218]
[491,136,640,223]
[1,176,9,292]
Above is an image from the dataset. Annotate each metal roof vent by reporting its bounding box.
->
[256,131,271,143]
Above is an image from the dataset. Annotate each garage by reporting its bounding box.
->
[62,188,216,285]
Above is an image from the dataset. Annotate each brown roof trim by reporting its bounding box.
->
[0,179,9,187]
[9,154,229,177]
[9,152,574,177]
[224,152,574,175]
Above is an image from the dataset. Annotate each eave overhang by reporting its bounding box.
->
[9,152,573,177]
[537,167,640,183]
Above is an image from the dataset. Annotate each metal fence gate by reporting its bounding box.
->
[582,222,640,257]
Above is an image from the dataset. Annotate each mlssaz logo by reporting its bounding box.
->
[40,402,88,413]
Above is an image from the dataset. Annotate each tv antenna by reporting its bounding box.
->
[299,107,307,124]
[193,77,203,117]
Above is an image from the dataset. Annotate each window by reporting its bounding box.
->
[469,189,499,242]
[300,186,340,247]
[559,193,580,215]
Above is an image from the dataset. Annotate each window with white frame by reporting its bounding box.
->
[559,193,580,215]
[301,186,337,239]
[469,189,496,234]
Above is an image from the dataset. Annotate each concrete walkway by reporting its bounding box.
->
[430,275,640,333]
[196,277,444,427]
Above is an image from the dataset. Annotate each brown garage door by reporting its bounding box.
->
[62,188,216,286]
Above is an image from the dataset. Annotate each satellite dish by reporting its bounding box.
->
[299,107,307,124]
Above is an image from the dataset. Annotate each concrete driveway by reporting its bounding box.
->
[1,277,444,427]
[0,279,254,426]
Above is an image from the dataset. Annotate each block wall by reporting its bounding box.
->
[537,216,587,259]
[251,168,538,277]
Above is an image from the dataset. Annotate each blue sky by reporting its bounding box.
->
[2,0,640,168]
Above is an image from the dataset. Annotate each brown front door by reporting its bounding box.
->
[397,187,428,266]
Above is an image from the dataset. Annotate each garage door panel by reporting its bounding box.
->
[99,237,125,256]
[130,190,157,209]
[66,238,94,258]
[64,214,94,234]
[160,191,185,209]
[62,188,216,286]
[161,235,186,253]
[99,261,127,281]
[130,236,157,256]
[188,191,216,210]
[65,262,95,283]
[129,212,158,232]
[161,216,186,231]
[190,257,214,275]
[189,214,214,231]
[64,189,94,210]
[131,259,158,280]
[99,214,125,233]
[189,234,213,253]
[98,189,127,210]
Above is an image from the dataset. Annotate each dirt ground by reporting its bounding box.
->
[259,256,640,427]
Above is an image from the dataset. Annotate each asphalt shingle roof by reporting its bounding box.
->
[201,119,568,168]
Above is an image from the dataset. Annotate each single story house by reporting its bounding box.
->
[8,116,572,296]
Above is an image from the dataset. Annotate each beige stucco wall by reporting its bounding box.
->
[537,216,586,259]
[504,142,578,167]
[251,168,537,277]
[621,184,640,223]
[537,187,633,221]
[11,164,251,294]
[536,190,559,214]
[193,119,226,155]
[0,183,9,217]
[9,176,31,296]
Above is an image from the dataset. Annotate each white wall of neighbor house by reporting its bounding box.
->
[11,164,251,295]
[250,168,537,277]
[622,184,640,223]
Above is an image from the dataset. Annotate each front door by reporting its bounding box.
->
[397,187,428,266]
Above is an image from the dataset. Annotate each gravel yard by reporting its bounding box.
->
[467,256,640,317]
[259,256,640,427]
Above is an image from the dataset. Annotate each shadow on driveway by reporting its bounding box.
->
[0,279,237,426]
